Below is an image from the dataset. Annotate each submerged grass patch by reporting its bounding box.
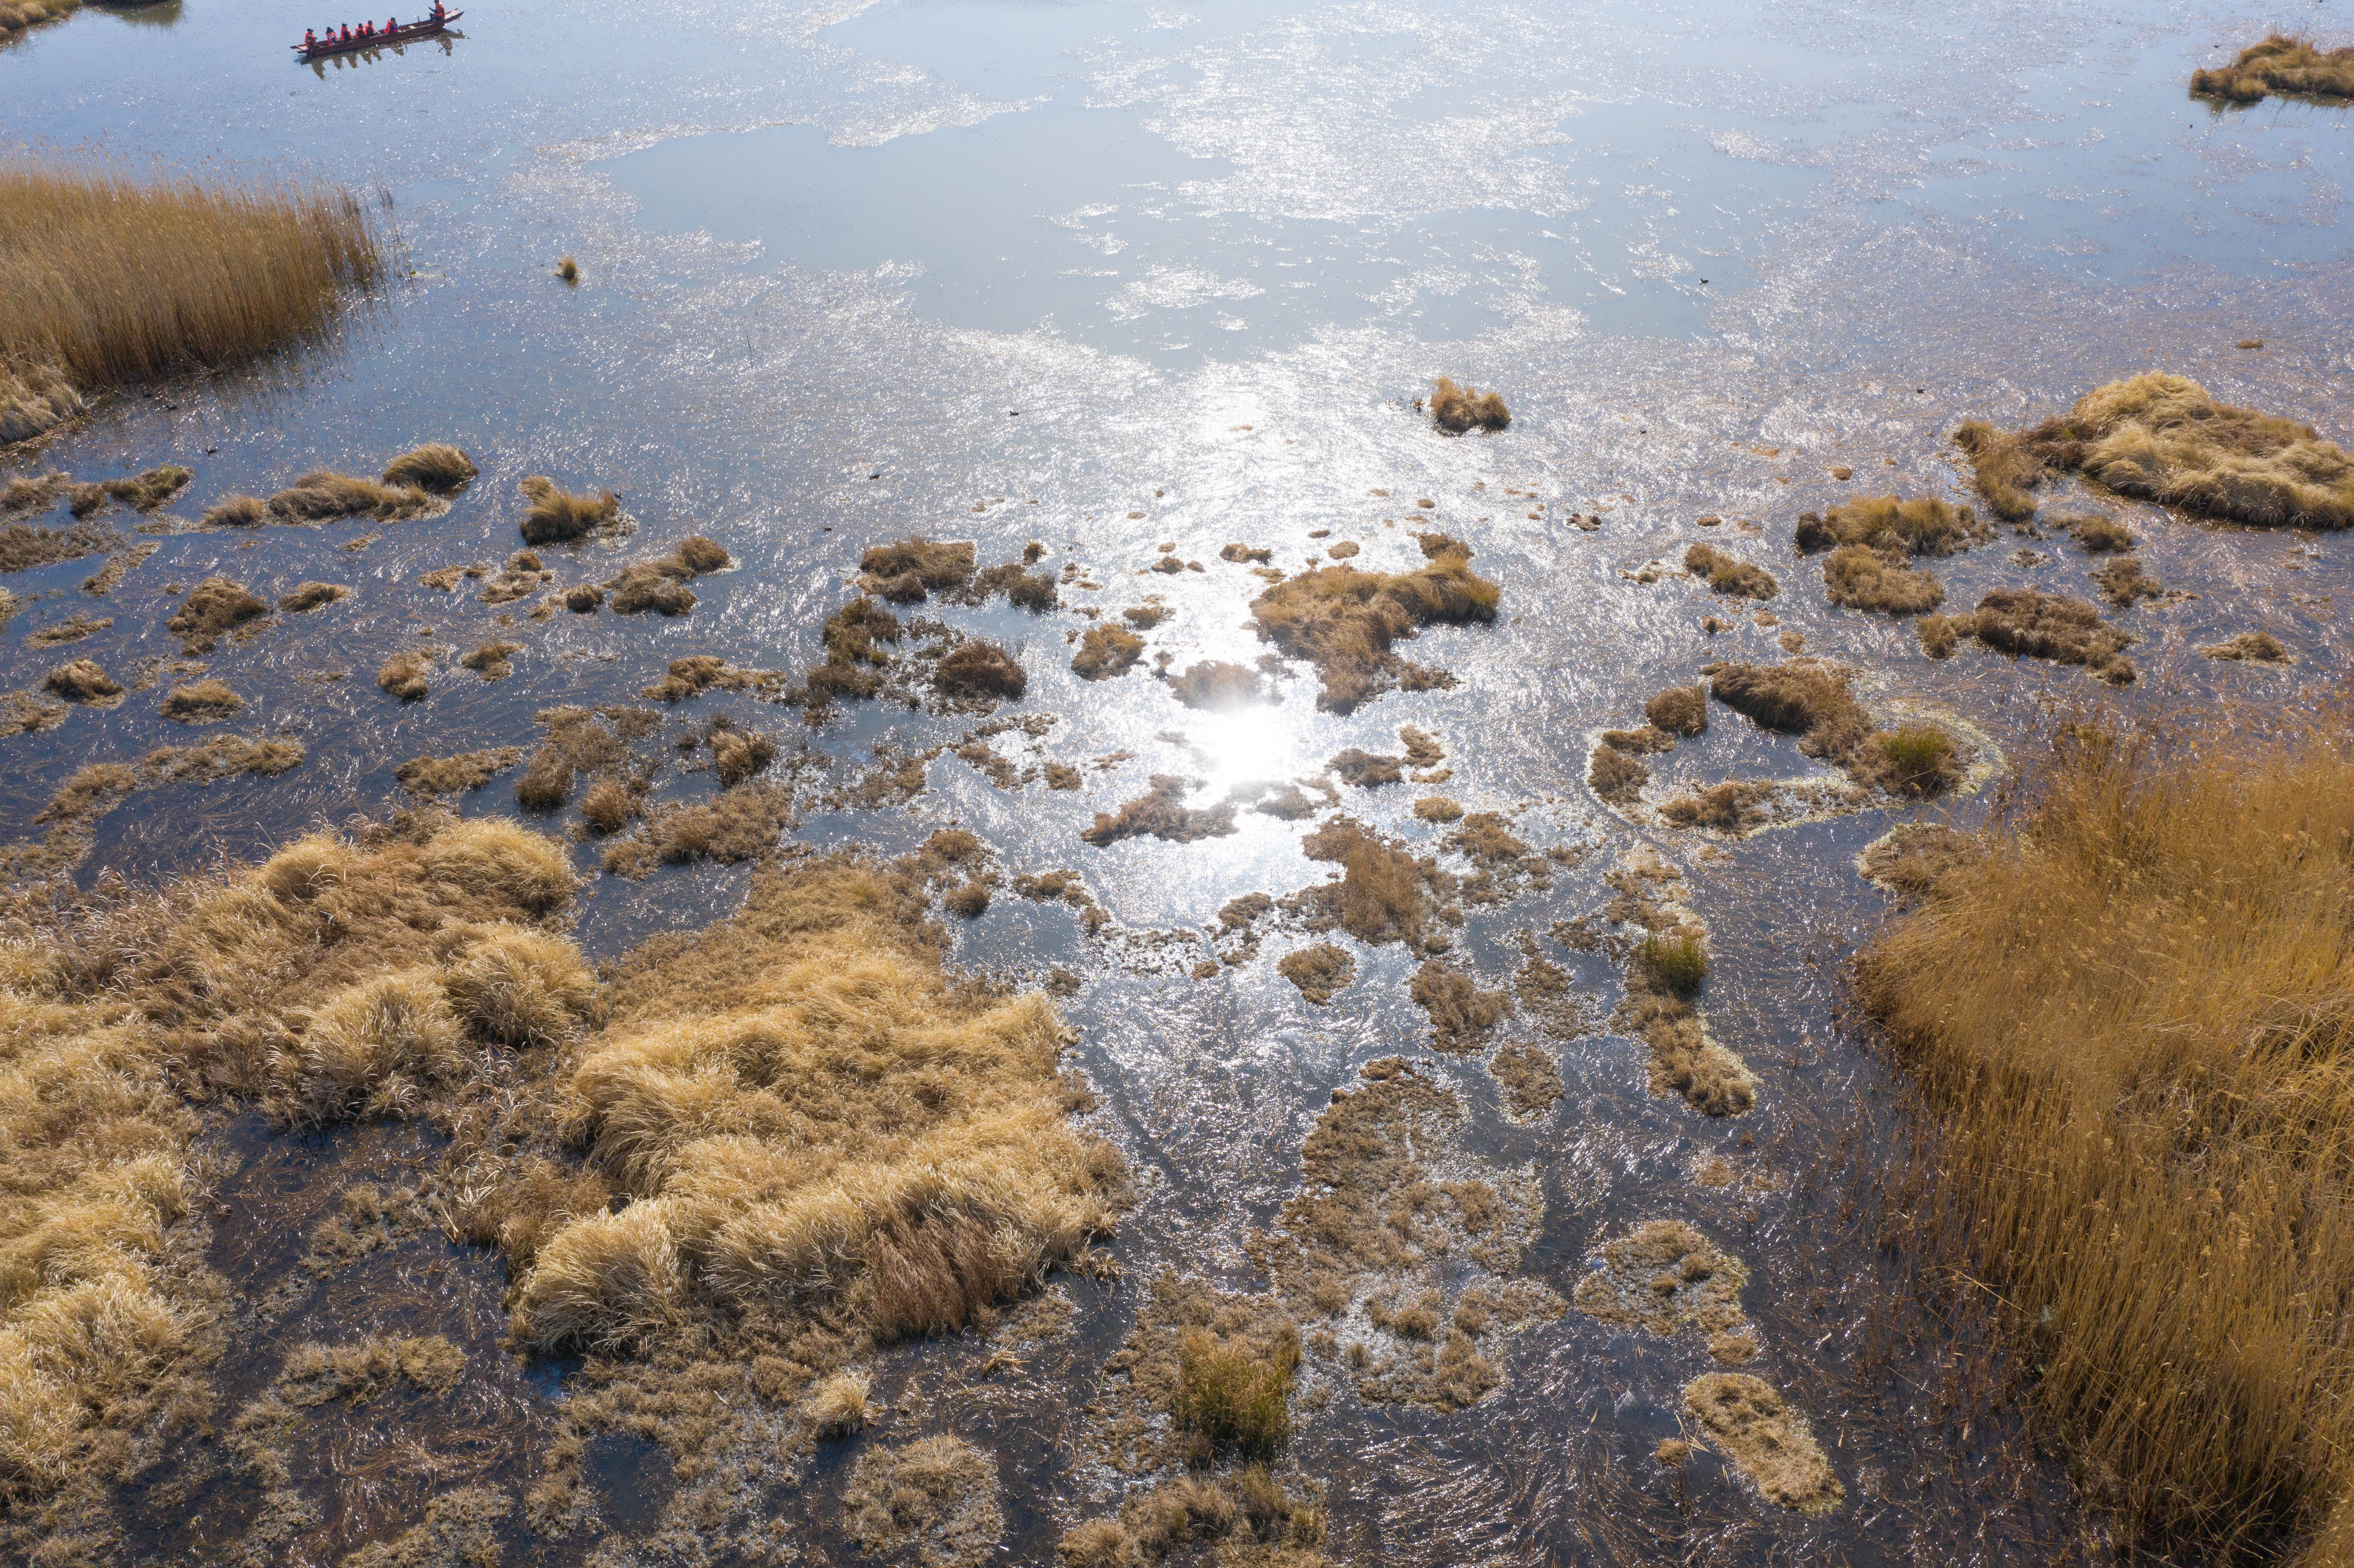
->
[1855,716,2354,1560]
[1071,624,1144,680]
[1706,658,1965,796]
[1956,374,2354,529]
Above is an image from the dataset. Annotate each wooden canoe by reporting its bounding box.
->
[292,11,457,59]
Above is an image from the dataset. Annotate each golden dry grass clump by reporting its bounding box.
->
[166,576,268,653]
[377,650,432,702]
[0,816,580,1496]
[1957,374,2354,529]
[1706,658,1965,796]
[380,443,478,493]
[0,161,380,440]
[1682,543,1778,600]
[1248,535,1499,712]
[517,476,620,545]
[1081,775,1238,848]
[506,849,1124,1354]
[1683,1374,1843,1514]
[1071,623,1144,680]
[2192,35,2354,103]
[861,537,975,603]
[1856,716,2354,1561]
[1600,848,1756,1116]
[1917,587,2136,684]
[1427,376,1510,432]
[1796,495,1984,615]
[156,678,244,723]
[605,535,729,616]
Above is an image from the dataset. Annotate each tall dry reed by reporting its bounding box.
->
[0,159,381,398]
[1856,715,2354,1564]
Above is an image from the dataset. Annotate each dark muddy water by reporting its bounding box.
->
[5,0,2351,1561]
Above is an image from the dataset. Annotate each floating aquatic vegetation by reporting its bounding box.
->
[1489,1041,1563,1119]
[380,442,478,493]
[65,465,191,517]
[395,747,525,796]
[277,580,349,613]
[2063,511,2135,553]
[1410,960,1509,1050]
[0,510,118,573]
[1600,725,1675,756]
[516,475,621,544]
[266,470,439,524]
[458,640,520,681]
[1327,747,1402,787]
[844,1436,1004,1568]
[1291,816,1455,957]
[377,650,432,701]
[1276,942,1354,1004]
[1573,1220,1748,1338]
[479,549,553,606]
[1082,775,1236,847]
[2192,34,2354,104]
[40,658,119,705]
[1601,848,1756,1116]
[165,575,268,653]
[1071,623,1143,680]
[156,677,243,723]
[860,536,975,602]
[1426,376,1510,432]
[1797,495,1987,558]
[1683,1374,1844,1514]
[1821,542,1942,613]
[1219,542,1273,564]
[638,654,788,702]
[1413,796,1463,822]
[2200,630,2292,664]
[1167,660,1271,711]
[1706,658,1966,796]
[1957,374,2354,530]
[936,639,1026,701]
[1646,685,1708,736]
[1247,1058,1561,1412]
[1247,535,1498,712]
[606,535,729,615]
[1682,543,1778,600]
[1857,821,1980,901]
[1917,588,2135,684]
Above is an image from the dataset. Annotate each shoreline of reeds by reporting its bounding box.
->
[0,158,383,443]
[1854,708,2354,1565]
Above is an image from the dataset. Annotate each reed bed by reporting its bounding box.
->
[0,159,381,420]
[0,0,77,42]
[1856,714,2354,1563]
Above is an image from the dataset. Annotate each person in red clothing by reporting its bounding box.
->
[302,26,316,47]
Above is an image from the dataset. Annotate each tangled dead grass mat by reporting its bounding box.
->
[0,813,1126,1565]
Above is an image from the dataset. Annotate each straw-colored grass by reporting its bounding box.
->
[0,816,581,1498]
[1427,376,1510,433]
[1856,716,2354,1562]
[0,0,78,45]
[1249,537,1499,712]
[509,851,1124,1353]
[0,161,380,432]
[1958,375,2354,529]
[2192,35,2354,105]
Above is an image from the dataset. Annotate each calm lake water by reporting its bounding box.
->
[4,0,2350,1560]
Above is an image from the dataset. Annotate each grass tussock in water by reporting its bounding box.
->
[381,443,477,494]
[166,576,268,653]
[0,816,578,1503]
[1248,535,1498,712]
[377,650,431,702]
[0,160,380,437]
[1174,1323,1300,1460]
[508,847,1123,1353]
[1682,1374,1843,1515]
[1918,588,2136,684]
[1856,716,2354,1562]
[1427,376,1510,432]
[1706,658,1966,796]
[1071,623,1143,681]
[2192,35,2354,104]
[1957,374,2354,529]
[2202,630,2293,665]
[1797,495,1984,614]
[516,476,620,545]
[1682,543,1778,600]
[156,678,243,723]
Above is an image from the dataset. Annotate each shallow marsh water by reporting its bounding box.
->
[4,0,2352,1561]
